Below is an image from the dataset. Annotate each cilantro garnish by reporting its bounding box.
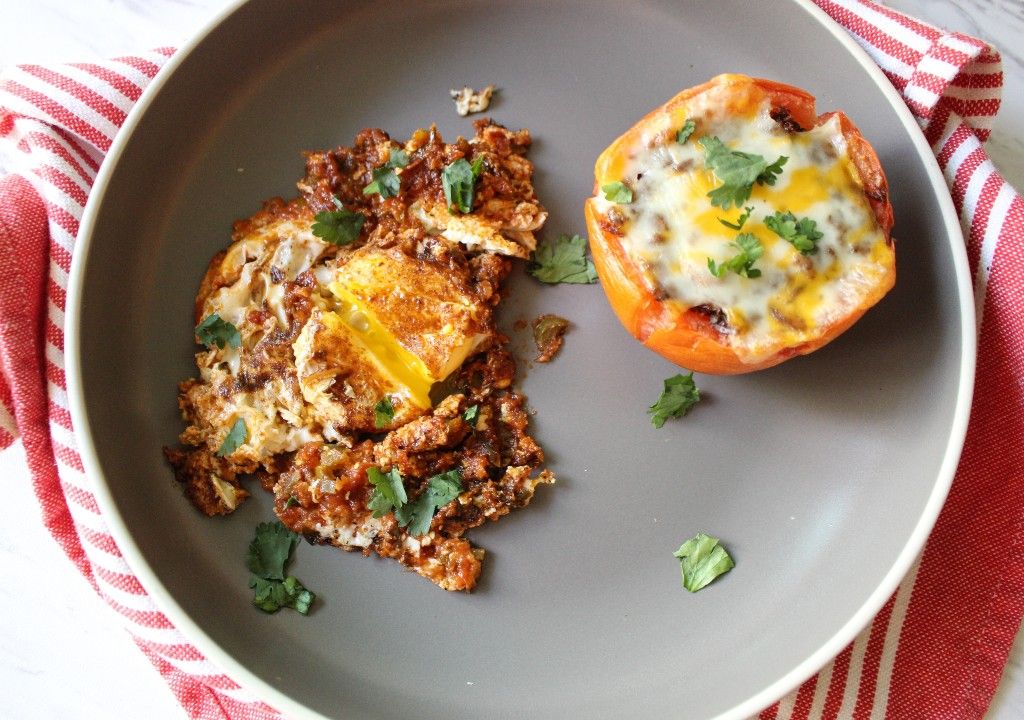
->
[699,136,788,209]
[246,521,296,579]
[194,313,240,350]
[284,496,300,509]
[250,576,315,615]
[363,146,410,198]
[366,467,407,518]
[707,233,763,279]
[601,181,633,204]
[388,147,409,168]
[765,211,824,255]
[395,470,463,536]
[216,418,247,457]
[311,195,365,245]
[718,206,754,231]
[363,166,400,198]
[673,532,734,592]
[648,373,701,429]
[676,118,696,144]
[527,233,598,284]
[366,467,463,536]
[463,405,479,424]
[374,397,395,428]
[442,156,484,213]
[246,521,316,614]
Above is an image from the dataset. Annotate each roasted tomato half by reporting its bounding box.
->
[585,74,895,374]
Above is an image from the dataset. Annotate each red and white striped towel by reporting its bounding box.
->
[0,1,1020,718]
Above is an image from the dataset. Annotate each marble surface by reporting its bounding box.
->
[1,1,1022,718]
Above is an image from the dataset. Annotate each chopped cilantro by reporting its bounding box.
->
[699,136,788,209]
[759,155,788,186]
[216,417,247,457]
[246,521,315,614]
[363,166,401,198]
[250,575,315,614]
[246,521,297,580]
[718,206,754,231]
[284,496,300,510]
[442,156,484,213]
[367,467,408,518]
[311,195,365,245]
[707,233,763,279]
[676,118,696,144]
[194,313,240,350]
[527,233,598,284]
[363,146,410,198]
[463,405,479,424]
[765,211,824,255]
[365,466,462,536]
[396,470,463,536]
[388,146,409,168]
[673,532,734,592]
[648,373,701,429]
[374,397,395,428]
[601,181,633,204]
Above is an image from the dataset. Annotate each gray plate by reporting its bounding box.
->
[67,1,974,718]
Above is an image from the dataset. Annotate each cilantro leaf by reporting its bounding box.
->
[396,470,464,536]
[527,233,598,284]
[463,405,479,424]
[374,397,395,428]
[363,146,410,198]
[195,314,241,350]
[216,417,247,457]
[363,165,401,198]
[246,521,298,580]
[601,181,633,204]
[284,496,300,509]
[245,521,316,614]
[758,155,788,187]
[311,196,365,245]
[765,210,824,255]
[250,575,315,614]
[442,156,484,213]
[707,233,763,279]
[367,467,407,518]
[699,136,787,209]
[718,206,754,231]
[676,118,696,144]
[648,373,701,429]
[673,532,734,592]
[388,146,409,168]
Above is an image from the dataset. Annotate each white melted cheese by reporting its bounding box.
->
[594,102,892,364]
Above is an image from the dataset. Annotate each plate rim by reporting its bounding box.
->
[64,1,976,718]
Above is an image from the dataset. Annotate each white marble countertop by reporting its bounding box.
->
[1,1,1022,718]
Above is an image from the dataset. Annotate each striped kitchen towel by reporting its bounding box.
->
[0,1,1020,718]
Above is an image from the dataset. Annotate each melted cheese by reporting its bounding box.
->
[593,99,893,364]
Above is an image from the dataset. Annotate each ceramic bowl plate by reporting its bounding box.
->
[67,1,974,717]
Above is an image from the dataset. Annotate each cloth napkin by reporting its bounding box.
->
[0,1,1020,718]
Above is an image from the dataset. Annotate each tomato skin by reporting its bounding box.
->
[585,74,895,375]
